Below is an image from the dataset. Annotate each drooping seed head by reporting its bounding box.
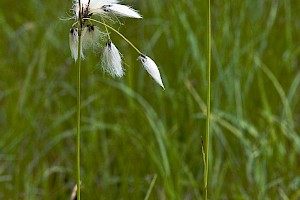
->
[138,54,164,89]
[101,4,142,18]
[82,25,105,49]
[101,40,124,77]
[73,0,142,21]
[69,28,84,61]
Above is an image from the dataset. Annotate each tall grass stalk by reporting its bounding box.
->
[204,0,211,199]
[76,32,81,200]
[76,1,82,199]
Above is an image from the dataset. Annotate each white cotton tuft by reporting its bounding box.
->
[73,0,88,19]
[138,55,164,89]
[82,25,105,50]
[69,28,84,61]
[101,40,124,77]
[73,0,141,19]
[98,4,142,18]
[95,3,142,18]
[89,0,119,10]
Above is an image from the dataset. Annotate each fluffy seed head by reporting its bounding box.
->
[101,4,142,18]
[73,0,141,20]
[82,25,105,49]
[101,40,124,77]
[138,54,164,89]
[88,0,119,13]
[69,28,84,61]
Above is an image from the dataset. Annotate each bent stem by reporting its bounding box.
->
[84,18,142,54]
[101,17,111,40]
[204,0,211,199]
[77,26,82,200]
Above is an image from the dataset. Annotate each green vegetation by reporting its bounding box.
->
[1,0,300,199]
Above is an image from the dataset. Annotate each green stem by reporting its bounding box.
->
[77,25,82,200]
[76,0,82,198]
[204,0,211,199]
[84,18,142,54]
[101,17,111,40]
[144,174,158,200]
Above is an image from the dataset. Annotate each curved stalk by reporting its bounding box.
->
[84,18,142,54]
[101,17,111,40]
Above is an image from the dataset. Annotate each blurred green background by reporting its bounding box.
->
[1,0,300,199]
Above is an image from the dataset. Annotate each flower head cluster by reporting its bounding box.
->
[69,0,164,89]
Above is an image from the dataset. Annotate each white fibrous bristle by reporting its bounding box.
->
[101,40,124,77]
[82,25,104,49]
[100,4,142,18]
[138,55,164,89]
[73,0,88,19]
[69,28,84,61]
[73,0,118,18]
[73,0,141,19]
[89,0,119,11]
[72,0,79,18]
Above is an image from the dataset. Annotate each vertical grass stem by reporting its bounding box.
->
[76,1,82,199]
[77,21,82,200]
[204,0,211,199]
[77,37,81,200]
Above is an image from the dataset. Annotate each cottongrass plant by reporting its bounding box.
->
[69,0,164,87]
[68,0,164,199]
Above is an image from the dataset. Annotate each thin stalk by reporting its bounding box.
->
[204,0,211,199]
[144,174,158,200]
[76,31,82,200]
[76,1,82,199]
[77,32,81,200]
[101,17,111,40]
[84,18,142,54]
